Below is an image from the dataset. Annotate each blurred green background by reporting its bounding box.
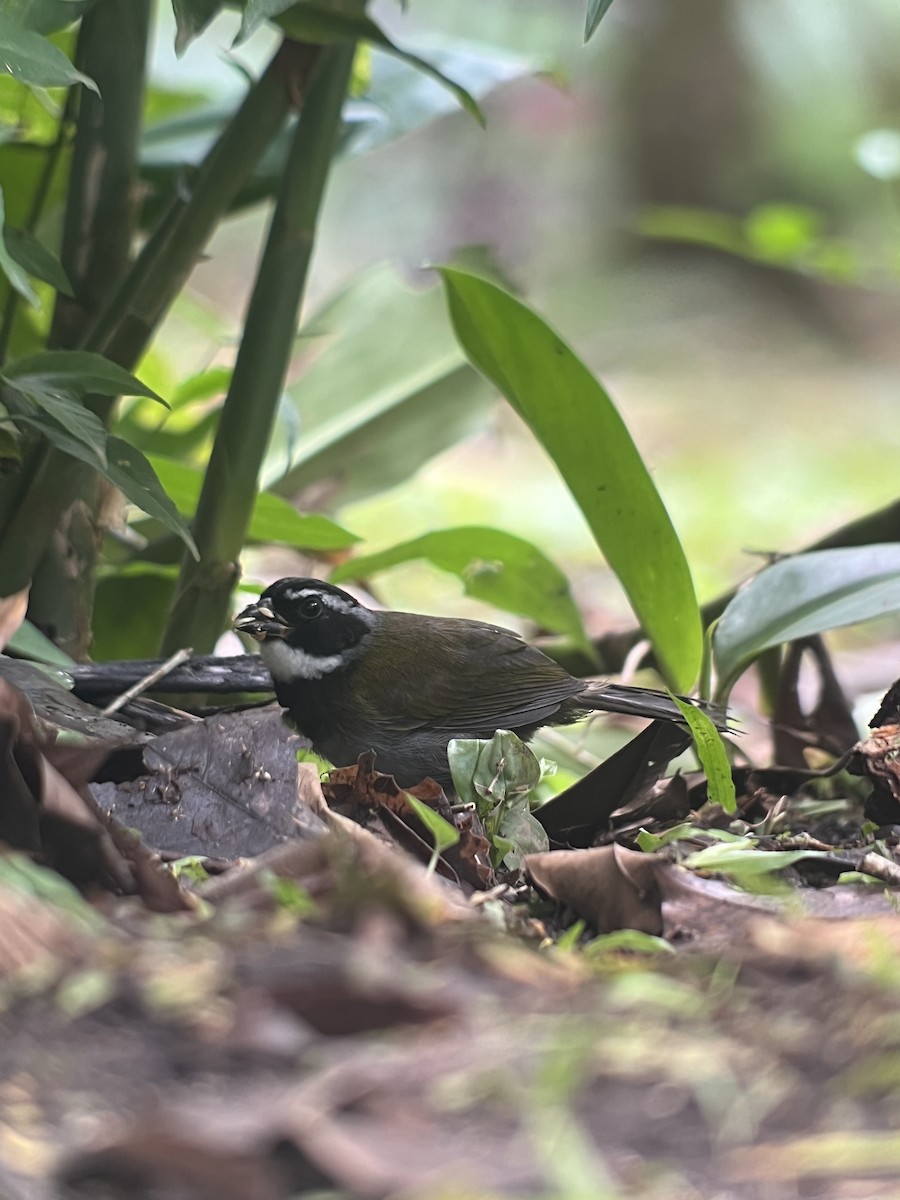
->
[144,0,900,643]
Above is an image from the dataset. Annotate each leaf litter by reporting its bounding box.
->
[4,648,900,1196]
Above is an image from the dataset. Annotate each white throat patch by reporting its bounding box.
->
[260,637,344,681]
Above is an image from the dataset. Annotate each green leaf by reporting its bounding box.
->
[448,729,542,817]
[682,839,829,879]
[491,792,549,870]
[6,617,75,666]
[405,793,460,875]
[3,0,96,36]
[331,526,593,656]
[635,823,745,853]
[11,407,107,469]
[267,4,484,127]
[0,186,39,307]
[4,350,165,404]
[439,265,701,691]
[0,13,97,90]
[271,266,491,508]
[584,0,616,41]
[668,692,736,815]
[4,226,72,295]
[713,545,900,692]
[582,930,675,957]
[16,391,108,464]
[148,455,358,550]
[104,438,198,558]
[171,0,223,55]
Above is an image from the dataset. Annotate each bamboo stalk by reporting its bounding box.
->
[161,42,356,655]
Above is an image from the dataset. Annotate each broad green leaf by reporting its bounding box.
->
[12,407,106,468]
[104,438,198,558]
[269,4,484,126]
[439,265,701,691]
[448,729,542,817]
[269,266,491,506]
[714,545,900,692]
[669,692,736,815]
[0,13,96,91]
[3,0,96,36]
[6,618,75,665]
[584,0,616,42]
[4,226,72,294]
[331,526,593,657]
[13,391,108,464]
[682,840,829,878]
[4,350,165,404]
[172,0,223,55]
[0,187,39,307]
[172,366,232,408]
[491,792,549,870]
[149,455,358,550]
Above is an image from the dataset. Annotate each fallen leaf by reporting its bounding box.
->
[525,843,663,934]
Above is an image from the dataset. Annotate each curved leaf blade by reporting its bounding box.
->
[4,350,166,404]
[714,544,900,691]
[105,439,198,559]
[0,188,39,307]
[0,13,96,90]
[438,266,701,691]
[585,0,616,42]
[331,525,594,656]
[669,692,735,814]
[269,5,484,126]
[149,455,358,550]
[5,226,73,295]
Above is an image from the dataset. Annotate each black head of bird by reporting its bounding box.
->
[235,577,727,790]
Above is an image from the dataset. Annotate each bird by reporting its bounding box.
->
[234,577,729,791]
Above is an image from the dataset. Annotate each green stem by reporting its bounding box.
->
[0,41,298,617]
[0,86,77,366]
[161,42,356,655]
[82,41,304,390]
[25,0,151,655]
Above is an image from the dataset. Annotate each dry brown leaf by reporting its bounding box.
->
[525,843,663,934]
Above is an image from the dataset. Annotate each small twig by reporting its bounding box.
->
[619,637,652,685]
[857,852,900,888]
[101,647,193,716]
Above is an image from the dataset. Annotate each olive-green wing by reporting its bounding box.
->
[368,614,581,735]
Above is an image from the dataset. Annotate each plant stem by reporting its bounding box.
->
[161,42,356,655]
[0,41,297,639]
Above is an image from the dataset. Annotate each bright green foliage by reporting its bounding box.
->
[714,545,900,693]
[439,265,703,691]
[449,729,550,869]
[668,692,736,815]
[0,11,96,91]
[332,525,595,658]
[405,794,460,876]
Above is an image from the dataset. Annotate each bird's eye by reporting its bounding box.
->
[299,595,324,619]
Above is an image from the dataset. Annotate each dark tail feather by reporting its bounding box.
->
[581,682,734,733]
